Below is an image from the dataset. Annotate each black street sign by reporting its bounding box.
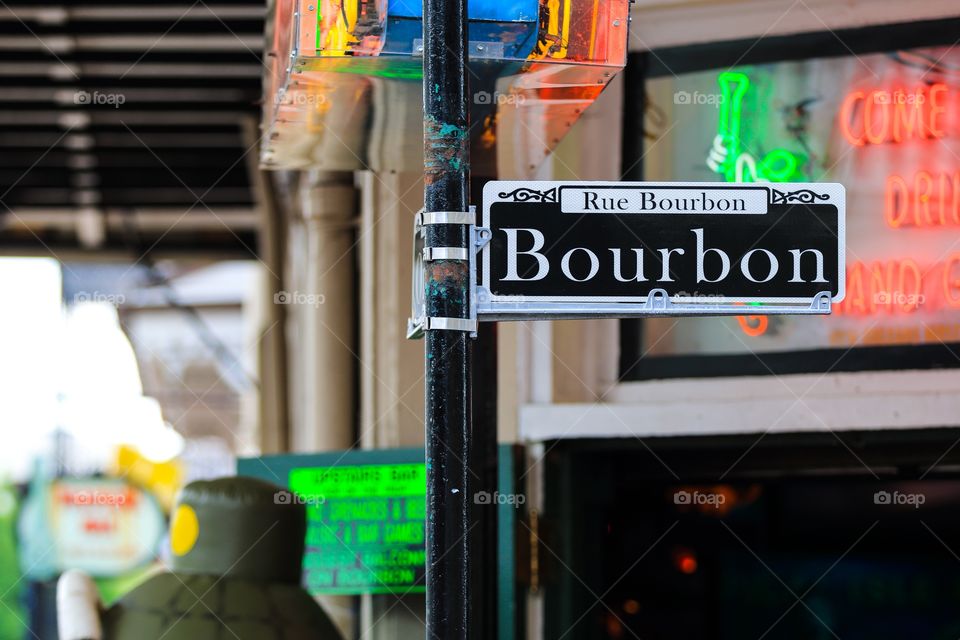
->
[479,181,845,317]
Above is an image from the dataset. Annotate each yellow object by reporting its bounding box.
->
[113,445,183,512]
[534,0,572,60]
[320,0,359,56]
[588,0,600,58]
[170,505,199,556]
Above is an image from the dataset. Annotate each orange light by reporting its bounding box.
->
[673,548,698,575]
[840,84,950,147]
[944,253,960,308]
[623,599,641,615]
[864,92,890,146]
[737,314,768,337]
[893,89,922,143]
[605,614,624,639]
[884,169,960,228]
[845,262,867,314]
[898,259,922,313]
[837,259,931,316]
[938,172,949,225]
[929,83,949,138]
[868,261,893,314]
[734,302,769,337]
[839,90,865,147]
[915,171,933,226]
[885,175,908,228]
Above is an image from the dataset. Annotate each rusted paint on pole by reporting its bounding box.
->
[422,0,471,638]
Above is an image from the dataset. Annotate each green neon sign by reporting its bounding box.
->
[708,71,804,183]
[290,463,426,595]
[291,463,425,499]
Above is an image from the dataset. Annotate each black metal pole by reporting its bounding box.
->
[423,0,471,638]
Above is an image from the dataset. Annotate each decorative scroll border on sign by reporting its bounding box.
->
[769,188,830,205]
[497,187,559,203]
[497,186,833,207]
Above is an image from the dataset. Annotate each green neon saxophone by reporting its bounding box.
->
[706,71,804,183]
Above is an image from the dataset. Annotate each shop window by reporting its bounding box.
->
[623,40,960,379]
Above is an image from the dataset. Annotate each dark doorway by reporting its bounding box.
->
[543,430,960,639]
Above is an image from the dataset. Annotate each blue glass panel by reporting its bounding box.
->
[388,0,539,23]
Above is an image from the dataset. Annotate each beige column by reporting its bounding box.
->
[286,170,359,638]
[290,170,359,452]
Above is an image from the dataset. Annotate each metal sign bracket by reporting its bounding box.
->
[408,207,481,339]
[473,286,832,321]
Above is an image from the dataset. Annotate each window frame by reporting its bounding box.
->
[619,18,960,381]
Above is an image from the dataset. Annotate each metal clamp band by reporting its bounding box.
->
[423,247,469,261]
[421,211,476,226]
[424,317,478,332]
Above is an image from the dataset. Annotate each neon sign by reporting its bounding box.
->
[834,255,960,315]
[290,462,427,595]
[696,70,960,337]
[736,312,769,337]
[706,72,805,183]
[833,80,960,321]
[704,71,806,336]
[886,170,960,228]
[839,84,949,146]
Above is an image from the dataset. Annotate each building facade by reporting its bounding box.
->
[262,1,960,638]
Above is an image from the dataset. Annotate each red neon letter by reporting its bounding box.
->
[864,92,891,145]
[938,171,949,226]
[840,91,866,146]
[952,171,960,225]
[869,262,894,314]
[928,83,948,139]
[885,175,909,228]
[944,253,960,308]
[893,87,921,143]
[847,262,866,314]
[898,259,922,313]
[915,170,933,226]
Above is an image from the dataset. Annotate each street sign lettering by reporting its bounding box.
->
[564,185,769,214]
[480,181,845,313]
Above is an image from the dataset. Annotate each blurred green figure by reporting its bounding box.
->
[58,477,343,640]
